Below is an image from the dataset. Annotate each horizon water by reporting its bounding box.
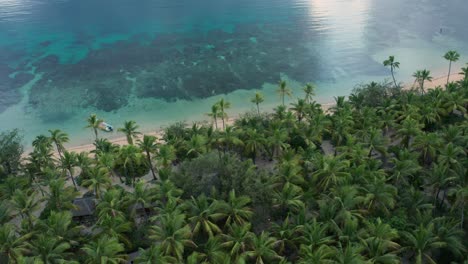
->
[0,0,467,148]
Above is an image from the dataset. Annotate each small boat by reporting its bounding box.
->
[98,122,114,132]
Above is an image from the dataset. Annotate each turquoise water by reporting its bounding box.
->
[1,0,467,146]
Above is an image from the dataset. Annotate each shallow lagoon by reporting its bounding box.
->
[0,0,467,146]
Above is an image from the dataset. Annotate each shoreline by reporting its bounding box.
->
[29,69,464,156]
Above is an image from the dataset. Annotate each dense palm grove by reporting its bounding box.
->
[0,56,467,263]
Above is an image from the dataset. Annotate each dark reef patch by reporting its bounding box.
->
[0,64,34,113]
[27,23,381,120]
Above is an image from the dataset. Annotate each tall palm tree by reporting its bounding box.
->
[82,235,127,264]
[59,151,78,190]
[303,83,316,103]
[243,129,266,164]
[272,182,305,215]
[0,224,31,263]
[118,120,141,145]
[251,92,264,115]
[138,135,158,181]
[207,103,220,130]
[86,114,103,141]
[48,129,69,160]
[383,56,400,88]
[149,212,195,261]
[245,231,282,264]
[217,98,231,131]
[82,166,111,199]
[443,50,460,84]
[28,235,71,263]
[277,80,292,106]
[412,69,433,94]
[157,144,176,169]
[98,152,122,183]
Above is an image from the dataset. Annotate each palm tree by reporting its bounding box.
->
[82,166,111,199]
[303,83,316,103]
[86,114,103,141]
[395,117,423,148]
[48,129,69,160]
[333,243,364,264]
[134,245,177,264]
[138,135,158,181]
[11,189,42,231]
[59,151,78,190]
[207,103,220,130]
[0,224,31,263]
[96,188,127,219]
[311,155,351,191]
[217,98,231,130]
[184,195,225,238]
[459,63,468,81]
[243,129,266,164]
[95,215,132,248]
[46,178,79,213]
[223,189,253,227]
[37,211,81,246]
[412,132,443,164]
[272,182,305,215]
[245,231,282,264]
[362,178,397,216]
[298,244,334,264]
[149,212,195,261]
[82,235,127,264]
[221,223,252,261]
[383,56,400,88]
[28,235,71,263]
[118,120,141,145]
[443,50,460,84]
[116,145,143,186]
[412,69,433,94]
[400,223,445,264]
[277,80,292,106]
[251,91,265,115]
[128,180,155,220]
[98,152,123,183]
[290,99,308,121]
[157,144,176,169]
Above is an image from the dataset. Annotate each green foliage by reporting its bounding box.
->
[0,129,23,179]
[1,66,468,263]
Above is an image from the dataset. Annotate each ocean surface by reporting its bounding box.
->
[1,0,467,147]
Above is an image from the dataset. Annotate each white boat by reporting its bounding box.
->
[98,122,114,132]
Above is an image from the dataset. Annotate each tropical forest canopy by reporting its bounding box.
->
[0,55,467,263]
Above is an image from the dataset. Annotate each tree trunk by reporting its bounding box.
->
[222,116,226,131]
[391,68,397,88]
[68,168,78,190]
[214,116,218,130]
[147,152,157,181]
[257,103,260,115]
[447,61,452,85]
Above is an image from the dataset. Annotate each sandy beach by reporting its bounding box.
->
[37,69,464,156]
